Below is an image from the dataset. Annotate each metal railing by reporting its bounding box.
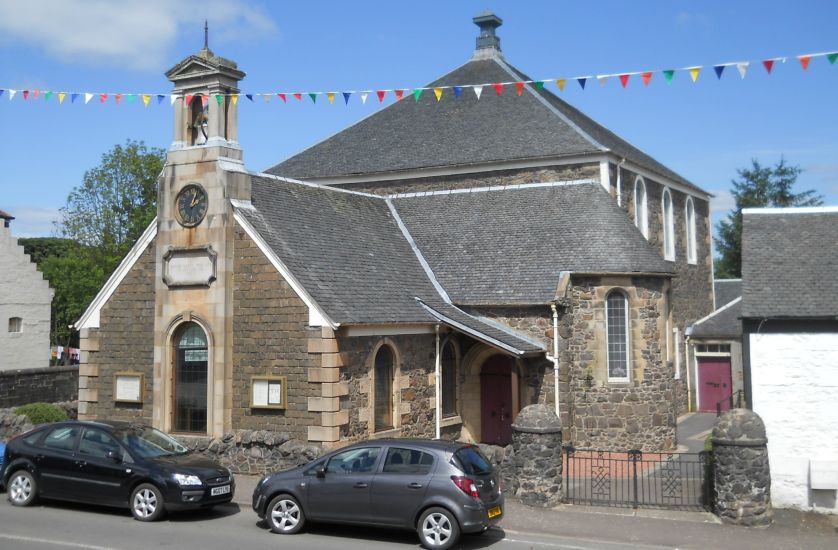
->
[564,447,714,511]
[716,390,745,416]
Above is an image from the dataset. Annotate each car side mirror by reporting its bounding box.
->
[316,466,327,478]
[107,450,122,463]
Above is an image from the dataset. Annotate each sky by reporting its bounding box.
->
[1,0,837,238]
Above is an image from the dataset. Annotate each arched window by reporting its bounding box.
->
[633,177,648,238]
[606,290,630,382]
[662,188,675,260]
[685,197,697,264]
[374,345,395,432]
[173,322,208,433]
[188,97,208,146]
[441,340,458,418]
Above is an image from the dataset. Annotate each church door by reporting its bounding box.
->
[172,323,208,433]
[480,355,514,445]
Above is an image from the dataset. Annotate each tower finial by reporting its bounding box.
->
[204,20,209,50]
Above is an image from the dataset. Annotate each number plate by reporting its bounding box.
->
[211,485,231,496]
[487,505,502,518]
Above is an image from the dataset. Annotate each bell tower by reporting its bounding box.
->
[152,29,249,438]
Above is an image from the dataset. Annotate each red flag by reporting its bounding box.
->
[293,93,302,100]
[619,74,630,88]
[115,93,123,104]
[22,90,29,100]
[185,94,193,105]
[201,95,208,107]
[762,59,775,74]
[515,82,524,96]
[376,90,386,102]
[493,82,503,96]
[33,90,40,99]
[394,89,404,100]
[641,71,653,86]
[798,55,811,70]
[100,93,108,103]
[278,93,286,102]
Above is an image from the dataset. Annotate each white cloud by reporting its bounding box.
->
[709,189,735,216]
[0,0,278,71]
[6,207,61,238]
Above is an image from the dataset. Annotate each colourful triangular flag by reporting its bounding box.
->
[115,93,123,104]
[33,90,40,99]
[157,94,165,104]
[293,93,302,100]
[170,95,177,106]
[44,91,53,101]
[493,82,503,95]
[473,85,483,99]
[689,67,701,82]
[453,86,463,98]
[737,62,749,79]
[597,75,608,87]
[762,59,775,73]
[8,89,16,100]
[201,95,208,107]
[126,94,136,103]
[556,79,566,91]
[277,93,286,102]
[185,94,193,105]
[433,87,443,101]
[663,70,675,84]
[798,55,811,70]
[360,92,369,104]
[413,88,423,101]
[245,94,254,101]
[22,90,29,100]
[262,94,271,103]
[577,77,587,90]
[395,89,405,100]
[58,92,66,104]
[713,65,726,79]
[308,92,317,103]
[535,80,544,90]
[515,82,525,95]
[641,71,653,86]
[0,89,4,99]
[85,93,94,104]
[827,53,837,64]
[342,92,352,104]
[99,93,108,103]
[71,93,79,103]
[215,94,223,105]
[376,90,386,102]
[142,94,151,106]
[618,74,630,88]
[231,95,239,105]
[327,92,335,104]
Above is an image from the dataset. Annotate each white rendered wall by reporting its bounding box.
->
[751,332,838,514]
[0,226,53,370]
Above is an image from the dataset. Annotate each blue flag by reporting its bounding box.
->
[453,86,463,98]
[343,92,352,105]
[577,77,587,90]
[713,65,726,80]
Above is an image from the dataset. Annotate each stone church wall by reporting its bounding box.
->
[231,224,320,440]
[79,242,156,422]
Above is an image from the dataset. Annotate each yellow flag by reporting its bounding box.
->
[689,67,701,82]
[327,92,336,104]
[433,87,443,101]
[231,94,239,105]
[142,94,151,106]
[556,79,566,91]
[58,92,66,104]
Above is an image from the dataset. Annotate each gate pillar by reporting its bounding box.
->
[712,409,773,526]
[510,404,563,507]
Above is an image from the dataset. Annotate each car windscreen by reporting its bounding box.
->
[453,446,492,476]
[113,426,188,458]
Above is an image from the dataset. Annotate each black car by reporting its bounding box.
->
[2,420,234,521]
[252,438,503,550]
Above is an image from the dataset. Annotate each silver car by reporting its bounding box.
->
[252,438,504,550]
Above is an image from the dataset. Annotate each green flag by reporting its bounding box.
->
[44,91,53,101]
[127,94,137,103]
[308,93,317,103]
[663,70,675,84]
[413,88,424,101]
[535,81,545,90]
[828,53,838,64]
[216,94,223,105]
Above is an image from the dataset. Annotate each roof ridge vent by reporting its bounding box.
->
[472,11,503,60]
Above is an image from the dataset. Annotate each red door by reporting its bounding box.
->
[480,355,514,445]
[697,357,733,412]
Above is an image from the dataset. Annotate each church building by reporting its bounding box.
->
[75,13,714,452]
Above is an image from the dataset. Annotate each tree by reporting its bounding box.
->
[32,140,165,349]
[714,158,823,278]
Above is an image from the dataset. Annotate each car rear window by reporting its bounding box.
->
[453,446,492,476]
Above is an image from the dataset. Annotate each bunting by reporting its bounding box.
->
[1,49,834,110]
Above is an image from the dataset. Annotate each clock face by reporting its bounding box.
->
[175,184,208,227]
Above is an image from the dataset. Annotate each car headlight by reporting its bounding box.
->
[173,473,202,486]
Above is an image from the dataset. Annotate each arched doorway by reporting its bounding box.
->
[480,355,516,445]
[172,322,208,433]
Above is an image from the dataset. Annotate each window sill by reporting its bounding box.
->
[440,415,462,428]
[370,427,402,439]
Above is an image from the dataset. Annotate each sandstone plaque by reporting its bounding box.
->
[163,246,217,287]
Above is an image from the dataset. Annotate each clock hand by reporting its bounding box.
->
[190,189,199,207]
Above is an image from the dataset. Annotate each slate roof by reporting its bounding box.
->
[690,298,742,339]
[741,208,838,319]
[235,174,545,354]
[390,181,674,305]
[267,55,705,195]
[713,279,742,309]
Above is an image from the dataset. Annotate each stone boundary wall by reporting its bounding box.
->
[176,430,323,475]
[0,402,78,440]
[0,366,79,409]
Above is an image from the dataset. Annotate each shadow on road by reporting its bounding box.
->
[253,517,506,549]
[16,499,241,523]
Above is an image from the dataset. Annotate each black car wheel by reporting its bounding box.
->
[417,507,460,550]
[267,494,305,534]
[130,483,165,522]
[8,470,37,507]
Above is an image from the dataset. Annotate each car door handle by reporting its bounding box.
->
[354,482,368,489]
[408,483,423,489]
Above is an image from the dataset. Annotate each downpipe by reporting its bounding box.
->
[546,304,561,420]
[435,324,441,440]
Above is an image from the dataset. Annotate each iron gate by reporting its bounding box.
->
[564,447,714,511]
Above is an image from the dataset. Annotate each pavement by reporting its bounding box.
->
[232,414,838,549]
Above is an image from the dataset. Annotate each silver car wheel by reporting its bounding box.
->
[270,498,301,532]
[421,511,453,547]
[10,473,33,505]
[133,488,158,518]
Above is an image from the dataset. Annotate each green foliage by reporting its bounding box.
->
[704,435,713,452]
[714,158,823,279]
[19,237,76,265]
[15,402,68,425]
